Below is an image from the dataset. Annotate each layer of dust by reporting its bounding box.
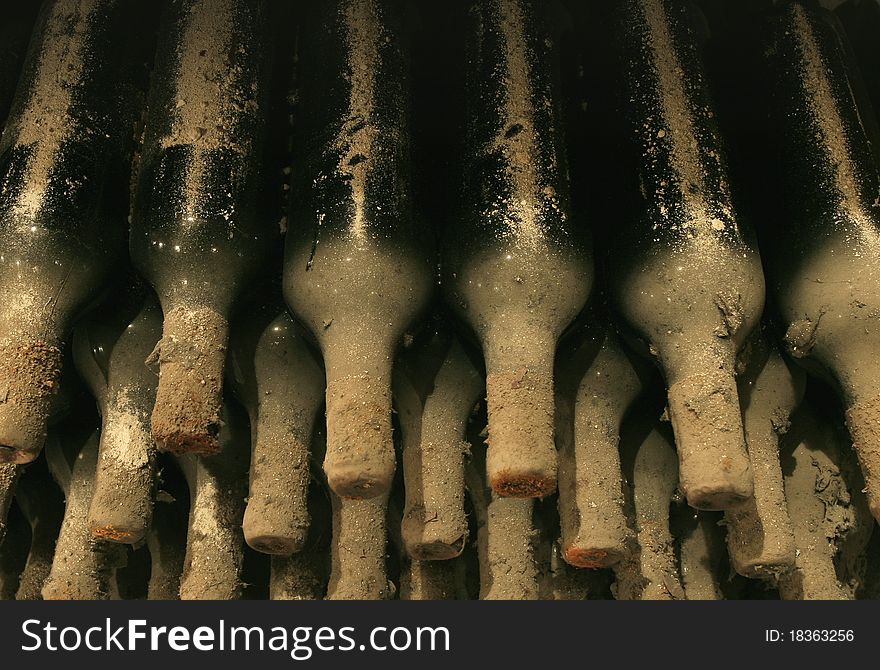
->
[2,0,95,220]
[666,365,752,509]
[636,0,735,234]
[487,0,549,249]
[286,253,431,505]
[558,330,638,568]
[790,3,877,237]
[478,495,538,600]
[333,0,382,242]
[178,436,248,600]
[161,0,258,213]
[778,423,855,600]
[0,339,62,463]
[244,408,313,554]
[486,367,556,497]
[242,312,324,556]
[326,493,392,600]
[87,294,161,544]
[42,434,125,600]
[323,372,395,499]
[89,388,154,543]
[401,338,481,560]
[679,512,723,600]
[725,343,799,578]
[150,305,227,455]
[270,552,326,601]
[400,559,457,600]
[614,428,684,600]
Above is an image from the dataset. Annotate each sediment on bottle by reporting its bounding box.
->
[557,332,639,569]
[42,433,125,600]
[484,361,556,499]
[151,305,229,457]
[326,493,392,600]
[401,337,481,561]
[243,404,313,555]
[0,337,63,465]
[89,395,155,545]
[665,353,753,510]
[322,368,396,500]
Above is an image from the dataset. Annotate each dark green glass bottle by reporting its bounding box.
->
[606,0,763,510]
[72,279,162,545]
[131,0,274,456]
[443,0,593,499]
[0,0,145,464]
[763,1,880,522]
[284,0,433,499]
[228,294,324,556]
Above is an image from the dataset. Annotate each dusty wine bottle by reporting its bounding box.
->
[41,430,126,600]
[13,456,63,600]
[606,0,762,510]
[228,297,324,555]
[326,491,392,600]
[613,423,684,601]
[396,321,483,560]
[556,316,643,569]
[677,510,724,600]
[464,461,538,600]
[0,0,145,464]
[72,281,162,545]
[778,405,866,600]
[178,403,249,600]
[762,1,880,522]
[146,482,188,601]
[724,331,800,577]
[131,0,274,456]
[284,0,432,499]
[443,0,592,498]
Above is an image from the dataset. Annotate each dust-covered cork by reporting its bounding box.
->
[0,338,62,464]
[151,305,228,456]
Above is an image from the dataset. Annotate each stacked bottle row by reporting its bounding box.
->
[0,0,879,598]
